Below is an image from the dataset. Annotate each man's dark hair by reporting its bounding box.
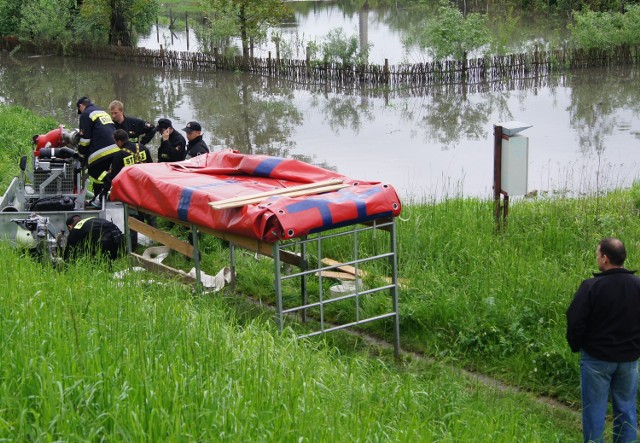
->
[76,96,92,114]
[599,237,626,266]
[66,214,81,229]
[113,129,129,143]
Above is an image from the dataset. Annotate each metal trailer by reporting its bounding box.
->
[0,139,117,258]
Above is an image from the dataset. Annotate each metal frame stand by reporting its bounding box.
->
[273,217,400,357]
[122,204,400,355]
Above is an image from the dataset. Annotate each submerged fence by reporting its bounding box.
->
[2,37,639,89]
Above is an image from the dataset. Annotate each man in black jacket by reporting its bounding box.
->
[156,118,186,162]
[182,121,209,159]
[108,100,155,145]
[63,215,124,261]
[102,129,153,194]
[566,237,640,443]
[76,96,119,202]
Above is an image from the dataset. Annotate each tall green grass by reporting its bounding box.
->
[0,104,57,189]
[0,104,612,438]
[0,245,580,440]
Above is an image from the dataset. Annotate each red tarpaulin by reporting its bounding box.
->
[110,151,402,242]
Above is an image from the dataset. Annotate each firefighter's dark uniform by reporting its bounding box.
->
[78,102,119,194]
[102,140,155,249]
[158,130,187,162]
[63,217,124,261]
[103,140,153,193]
[114,116,156,145]
[185,135,209,159]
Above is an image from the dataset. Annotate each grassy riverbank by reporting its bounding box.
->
[0,104,615,439]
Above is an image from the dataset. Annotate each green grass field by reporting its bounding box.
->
[3,103,626,440]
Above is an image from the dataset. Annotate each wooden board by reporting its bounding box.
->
[209,179,344,209]
[321,257,408,287]
[132,206,305,268]
[315,270,358,280]
[128,216,194,258]
[321,257,366,278]
[211,182,350,210]
[130,252,196,285]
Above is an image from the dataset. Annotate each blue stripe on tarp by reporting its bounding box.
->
[177,180,237,222]
[285,187,383,231]
[309,211,393,235]
[253,157,284,177]
[286,199,334,226]
[177,189,194,221]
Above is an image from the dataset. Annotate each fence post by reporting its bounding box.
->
[384,58,389,84]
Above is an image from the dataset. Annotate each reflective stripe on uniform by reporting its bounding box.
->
[90,110,113,125]
[87,144,119,165]
[73,216,96,230]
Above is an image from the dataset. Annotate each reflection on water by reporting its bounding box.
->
[0,51,639,199]
[142,1,571,65]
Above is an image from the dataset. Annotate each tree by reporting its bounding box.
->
[76,0,158,46]
[404,1,493,61]
[200,0,291,58]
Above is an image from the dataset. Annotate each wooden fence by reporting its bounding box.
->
[1,37,638,90]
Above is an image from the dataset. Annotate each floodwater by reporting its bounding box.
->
[0,51,639,200]
[140,1,570,65]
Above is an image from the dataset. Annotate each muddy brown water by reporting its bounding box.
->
[1,51,639,199]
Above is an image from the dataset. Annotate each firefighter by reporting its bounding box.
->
[182,121,210,159]
[103,129,155,248]
[63,215,124,261]
[102,129,153,195]
[156,118,186,162]
[76,96,119,206]
[108,100,155,145]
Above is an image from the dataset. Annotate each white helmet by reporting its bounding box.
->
[15,227,37,249]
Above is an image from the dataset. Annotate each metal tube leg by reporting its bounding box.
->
[274,242,283,331]
[191,224,202,295]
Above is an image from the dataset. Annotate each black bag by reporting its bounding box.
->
[30,196,75,212]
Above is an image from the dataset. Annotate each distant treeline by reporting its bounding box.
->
[1,37,639,89]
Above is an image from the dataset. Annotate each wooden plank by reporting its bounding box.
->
[315,270,357,280]
[196,224,305,268]
[321,257,408,287]
[212,183,350,210]
[210,179,343,207]
[130,253,196,285]
[210,180,348,210]
[130,206,305,268]
[128,216,194,258]
[321,257,366,278]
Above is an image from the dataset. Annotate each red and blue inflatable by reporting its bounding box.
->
[110,151,402,242]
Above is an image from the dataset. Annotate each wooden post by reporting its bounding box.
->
[185,13,189,51]
[493,124,508,232]
[384,58,389,84]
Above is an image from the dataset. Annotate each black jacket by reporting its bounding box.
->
[110,141,153,177]
[186,136,209,159]
[114,116,155,145]
[78,103,119,177]
[64,217,124,261]
[104,141,153,193]
[566,267,640,361]
[158,130,186,162]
